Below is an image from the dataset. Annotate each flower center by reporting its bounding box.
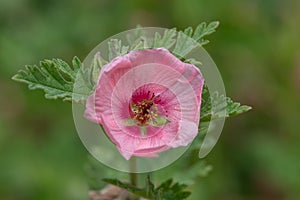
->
[123,91,169,136]
[131,99,158,126]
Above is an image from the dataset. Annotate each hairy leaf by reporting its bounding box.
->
[153,28,177,49]
[193,21,220,45]
[173,31,198,57]
[108,39,129,61]
[200,85,252,123]
[12,53,109,103]
[103,175,191,200]
[12,57,80,101]
[174,21,220,56]
[102,178,145,196]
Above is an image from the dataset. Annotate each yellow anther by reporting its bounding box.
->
[130,99,162,126]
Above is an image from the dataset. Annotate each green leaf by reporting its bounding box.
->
[102,178,146,197]
[200,85,252,123]
[193,21,219,45]
[145,175,156,198]
[103,175,191,200]
[90,52,107,86]
[198,121,210,136]
[123,22,220,59]
[153,28,177,49]
[12,54,107,103]
[156,178,191,200]
[226,97,252,117]
[12,57,90,102]
[199,85,212,122]
[126,25,146,46]
[183,26,193,37]
[185,58,203,66]
[173,21,220,57]
[173,31,198,57]
[130,37,151,51]
[108,39,129,61]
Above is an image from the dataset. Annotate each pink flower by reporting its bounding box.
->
[84,48,204,160]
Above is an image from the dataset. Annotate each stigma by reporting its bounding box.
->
[130,91,162,126]
[131,99,158,126]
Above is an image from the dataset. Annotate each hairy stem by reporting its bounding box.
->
[129,157,138,186]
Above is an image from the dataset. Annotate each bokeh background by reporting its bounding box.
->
[1,0,300,199]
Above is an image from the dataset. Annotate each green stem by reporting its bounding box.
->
[129,156,138,186]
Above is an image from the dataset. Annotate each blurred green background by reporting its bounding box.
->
[1,0,300,199]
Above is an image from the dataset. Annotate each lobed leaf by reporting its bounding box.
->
[12,21,251,122]
[12,57,78,101]
[12,57,98,103]
[102,178,145,196]
[103,175,191,200]
[174,21,220,56]
[108,39,129,61]
[153,28,177,49]
[193,21,220,45]
[200,85,252,124]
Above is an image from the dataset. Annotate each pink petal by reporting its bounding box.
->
[128,48,186,74]
[84,93,100,123]
[84,48,204,159]
[168,120,198,148]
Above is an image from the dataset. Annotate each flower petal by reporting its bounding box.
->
[84,48,204,160]
[128,48,186,74]
[168,120,198,148]
[84,94,99,123]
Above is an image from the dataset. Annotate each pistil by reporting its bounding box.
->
[131,99,157,126]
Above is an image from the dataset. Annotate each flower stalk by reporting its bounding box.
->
[129,157,138,187]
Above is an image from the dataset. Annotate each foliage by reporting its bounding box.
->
[108,39,129,61]
[200,85,252,123]
[153,28,177,49]
[12,21,223,106]
[2,0,300,199]
[12,53,106,103]
[105,21,220,58]
[11,20,252,200]
[103,175,191,200]
[174,21,219,56]
[12,57,81,101]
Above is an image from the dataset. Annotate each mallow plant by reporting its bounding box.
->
[12,21,251,199]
